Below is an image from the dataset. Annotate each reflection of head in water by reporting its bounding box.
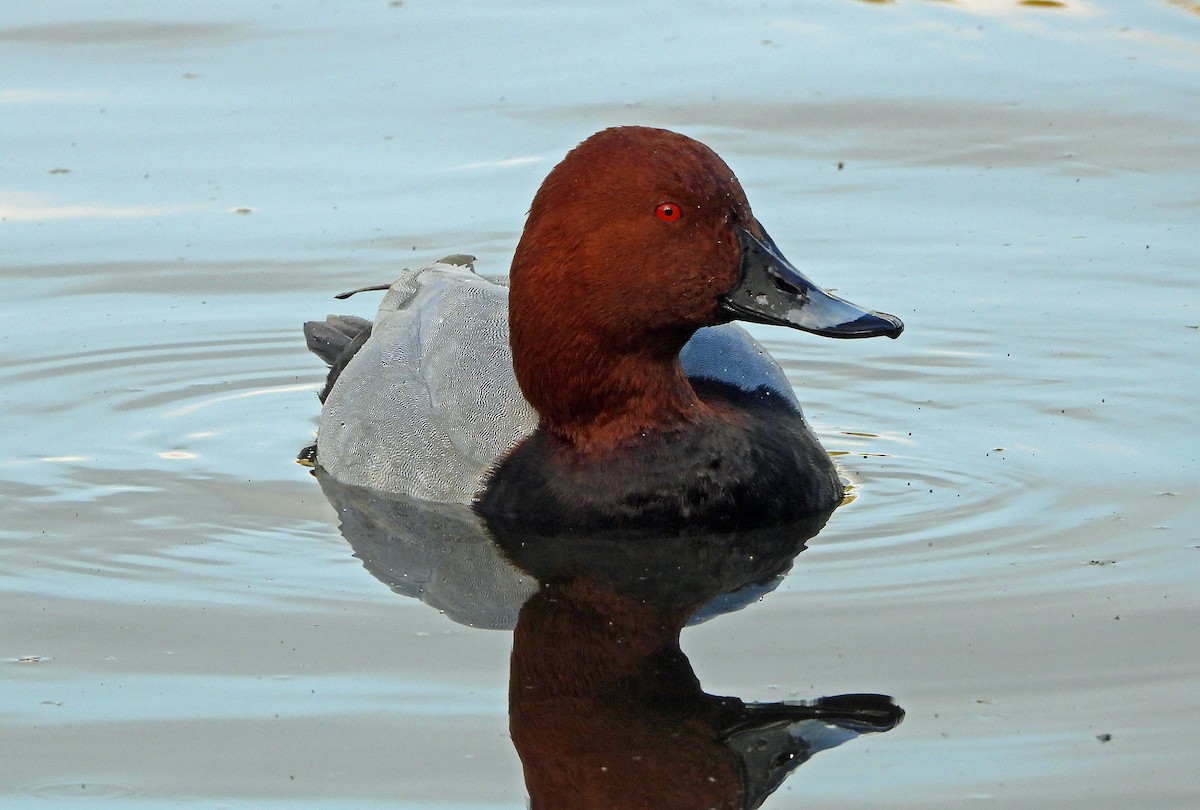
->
[509,575,903,810]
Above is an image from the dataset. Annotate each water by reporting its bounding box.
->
[3,1,1199,806]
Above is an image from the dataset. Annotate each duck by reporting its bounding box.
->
[305,126,901,533]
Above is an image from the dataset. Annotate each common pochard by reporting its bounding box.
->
[306,126,901,532]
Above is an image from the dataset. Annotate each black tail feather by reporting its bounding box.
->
[303,315,373,402]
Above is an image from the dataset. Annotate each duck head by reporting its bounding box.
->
[509,126,901,448]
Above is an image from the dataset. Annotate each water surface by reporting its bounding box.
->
[2,1,1198,807]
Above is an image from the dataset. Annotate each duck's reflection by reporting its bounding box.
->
[315,469,903,809]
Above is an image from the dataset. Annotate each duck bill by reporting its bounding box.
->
[722,225,903,339]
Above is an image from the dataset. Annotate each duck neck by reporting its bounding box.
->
[513,328,713,454]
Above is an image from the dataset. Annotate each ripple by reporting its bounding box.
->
[24,781,139,800]
[0,318,348,608]
[809,442,1068,597]
[756,326,1155,602]
[0,323,322,486]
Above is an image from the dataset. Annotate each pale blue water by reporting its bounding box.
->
[2,1,1199,807]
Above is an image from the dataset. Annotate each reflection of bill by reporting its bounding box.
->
[725,694,904,805]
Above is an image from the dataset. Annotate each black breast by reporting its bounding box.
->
[474,381,843,534]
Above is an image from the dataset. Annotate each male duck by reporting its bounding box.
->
[306,126,901,533]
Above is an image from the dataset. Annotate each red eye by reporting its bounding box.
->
[655,202,682,222]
